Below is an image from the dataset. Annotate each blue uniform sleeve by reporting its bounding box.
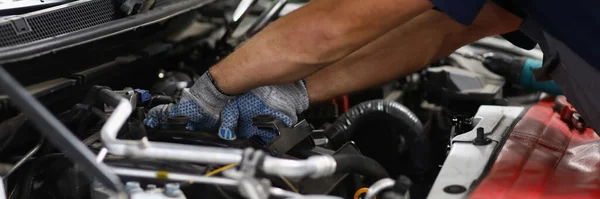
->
[432,0,537,50]
[430,0,486,25]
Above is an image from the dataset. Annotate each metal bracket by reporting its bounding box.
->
[239,148,263,177]
[236,148,271,199]
[252,114,315,156]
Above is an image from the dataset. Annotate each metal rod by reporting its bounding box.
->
[232,0,258,23]
[96,148,108,163]
[245,0,288,38]
[0,66,124,193]
[261,155,336,178]
[4,139,44,178]
[97,89,336,178]
[221,0,258,43]
[365,178,395,199]
[98,89,244,165]
[111,167,238,186]
[111,167,313,199]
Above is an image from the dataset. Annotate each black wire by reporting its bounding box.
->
[8,182,18,199]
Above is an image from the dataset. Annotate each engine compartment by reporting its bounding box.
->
[0,0,573,199]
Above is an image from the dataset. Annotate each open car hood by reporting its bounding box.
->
[0,0,214,64]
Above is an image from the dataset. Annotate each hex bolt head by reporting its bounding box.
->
[164,183,182,197]
[125,181,143,193]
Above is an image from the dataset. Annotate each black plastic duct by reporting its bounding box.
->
[332,154,389,182]
[324,100,430,176]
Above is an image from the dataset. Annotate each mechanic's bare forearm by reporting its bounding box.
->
[306,3,521,103]
[209,0,433,95]
[305,11,449,103]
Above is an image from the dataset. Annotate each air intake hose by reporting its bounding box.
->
[324,100,430,174]
[333,154,389,181]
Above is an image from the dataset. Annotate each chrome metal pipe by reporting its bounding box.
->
[111,167,238,186]
[261,155,336,178]
[100,98,243,165]
[222,0,258,42]
[246,0,288,37]
[365,178,395,199]
[98,89,336,178]
[112,167,327,199]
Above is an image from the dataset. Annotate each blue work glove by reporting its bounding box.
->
[144,72,234,131]
[218,81,309,143]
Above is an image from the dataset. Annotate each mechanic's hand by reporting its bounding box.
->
[144,72,233,131]
[218,81,309,143]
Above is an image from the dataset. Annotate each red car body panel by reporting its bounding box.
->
[471,99,600,199]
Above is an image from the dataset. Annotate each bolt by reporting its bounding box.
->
[147,184,157,190]
[125,181,143,193]
[164,183,182,197]
[473,127,492,145]
[477,127,484,138]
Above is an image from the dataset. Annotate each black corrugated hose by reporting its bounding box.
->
[324,100,430,176]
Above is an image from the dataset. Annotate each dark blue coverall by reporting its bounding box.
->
[431,0,600,132]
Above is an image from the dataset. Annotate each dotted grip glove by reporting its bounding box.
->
[144,72,233,131]
[218,81,309,143]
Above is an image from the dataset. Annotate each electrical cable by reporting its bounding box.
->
[203,165,238,199]
[279,176,298,193]
[204,164,237,177]
[205,164,298,193]
[8,182,17,199]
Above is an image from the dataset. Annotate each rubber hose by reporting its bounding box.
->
[324,100,429,173]
[333,154,389,181]
[97,88,122,107]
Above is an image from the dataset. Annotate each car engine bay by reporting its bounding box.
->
[0,0,592,199]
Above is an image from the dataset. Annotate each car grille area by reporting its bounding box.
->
[0,0,119,48]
